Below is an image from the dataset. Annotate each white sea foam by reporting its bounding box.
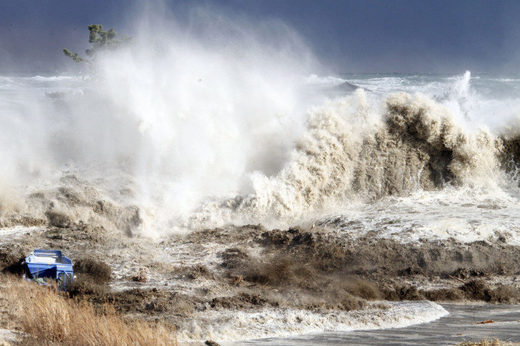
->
[304,74,346,87]
[317,184,520,244]
[177,301,448,342]
[28,75,76,82]
[0,226,39,241]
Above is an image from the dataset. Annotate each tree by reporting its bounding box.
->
[63,49,84,63]
[63,24,127,63]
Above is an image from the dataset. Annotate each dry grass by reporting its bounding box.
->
[74,257,112,283]
[1,275,177,345]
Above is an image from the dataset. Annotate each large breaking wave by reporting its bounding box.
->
[1,11,520,235]
[190,81,520,229]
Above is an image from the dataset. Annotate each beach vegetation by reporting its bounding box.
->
[1,275,177,345]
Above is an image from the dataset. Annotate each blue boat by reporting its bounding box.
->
[24,249,74,290]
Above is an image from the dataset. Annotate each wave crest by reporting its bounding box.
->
[190,90,508,228]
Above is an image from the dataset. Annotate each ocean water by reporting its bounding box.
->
[243,304,520,345]
[3,71,520,238]
[2,70,520,342]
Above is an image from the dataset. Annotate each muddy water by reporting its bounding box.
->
[242,304,520,345]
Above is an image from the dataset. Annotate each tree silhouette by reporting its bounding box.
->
[63,24,127,63]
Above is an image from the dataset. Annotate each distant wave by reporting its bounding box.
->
[305,74,346,87]
[28,75,76,82]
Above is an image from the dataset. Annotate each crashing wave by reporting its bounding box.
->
[188,88,510,228]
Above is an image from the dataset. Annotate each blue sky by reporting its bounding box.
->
[1,0,519,74]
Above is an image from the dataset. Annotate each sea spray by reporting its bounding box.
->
[0,11,318,235]
[1,33,520,235]
[188,88,506,228]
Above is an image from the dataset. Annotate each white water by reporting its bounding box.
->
[2,13,520,341]
[243,304,520,345]
[2,69,520,239]
[178,301,448,342]
[0,14,321,236]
